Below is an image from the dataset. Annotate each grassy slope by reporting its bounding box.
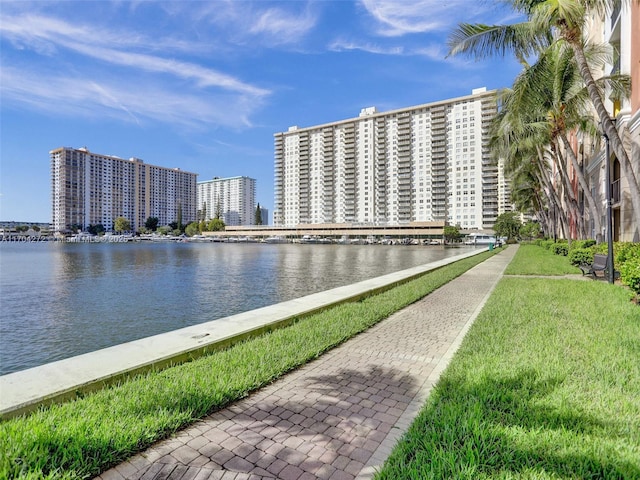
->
[1,251,494,480]
[376,245,640,479]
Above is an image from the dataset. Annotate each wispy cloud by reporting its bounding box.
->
[180,1,319,48]
[328,39,404,55]
[1,65,261,130]
[328,39,450,62]
[248,6,318,46]
[0,9,270,129]
[359,0,491,37]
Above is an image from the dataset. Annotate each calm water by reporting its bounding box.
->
[0,241,474,375]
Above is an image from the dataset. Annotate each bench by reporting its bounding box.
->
[579,254,619,279]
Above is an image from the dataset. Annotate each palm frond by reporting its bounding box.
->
[447,22,549,59]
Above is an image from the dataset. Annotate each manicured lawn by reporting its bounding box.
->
[376,248,640,479]
[0,250,494,480]
[505,243,581,276]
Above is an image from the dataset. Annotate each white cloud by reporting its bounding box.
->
[0,65,262,130]
[0,10,271,129]
[248,6,318,45]
[178,1,318,48]
[328,39,404,55]
[359,0,490,36]
[1,13,267,95]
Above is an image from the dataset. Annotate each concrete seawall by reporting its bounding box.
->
[0,248,487,419]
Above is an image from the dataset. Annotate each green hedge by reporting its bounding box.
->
[553,241,640,296]
[616,243,640,295]
[568,248,592,266]
[552,242,568,256]
[569,239,596,250]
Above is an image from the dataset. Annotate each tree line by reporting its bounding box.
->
[448,0,639,240]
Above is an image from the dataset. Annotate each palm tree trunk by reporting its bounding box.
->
[551,142,582,239]
[569,40,640,227]
[533,188,553,237]
[560,133,602,237]
[535,146,569,239]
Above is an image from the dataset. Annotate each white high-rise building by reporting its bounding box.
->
[197,176,256,226]
[274,88,510,229]
[50,147,197,233]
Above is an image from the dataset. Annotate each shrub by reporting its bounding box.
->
[570,239,596,250]
[541,240,554,250]
[620,256,640,296]
[616,242,640,264]
[568,248,592,266]
[552,243,568,256]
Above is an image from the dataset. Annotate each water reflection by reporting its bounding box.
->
[0,242,471,374]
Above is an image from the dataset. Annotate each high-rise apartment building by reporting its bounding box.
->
[50,147,197,233]
[273,88,509,229]
[197,176,256,226]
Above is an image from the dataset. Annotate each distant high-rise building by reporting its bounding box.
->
[50,147,197,233]
[197,176,256,226]
[273,88,510,229]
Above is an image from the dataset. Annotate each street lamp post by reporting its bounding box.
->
[602,129,615,285]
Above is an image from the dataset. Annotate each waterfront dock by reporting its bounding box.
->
[94,246,516,480]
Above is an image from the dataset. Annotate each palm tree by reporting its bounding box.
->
[513,41,610,237]
[448,0,640,228]
[490,94,562,235]
[490,87,577,238]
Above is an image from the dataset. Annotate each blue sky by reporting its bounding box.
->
[0,0,523,223]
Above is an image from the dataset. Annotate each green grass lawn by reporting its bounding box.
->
[505,243,582,276]
[0,250,494,480]
[376,246,640,479]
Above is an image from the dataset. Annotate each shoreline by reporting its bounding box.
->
[0,248,487,419]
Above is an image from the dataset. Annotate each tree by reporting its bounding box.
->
[448,0,640,230]
[214,197,222,220]
[145,217,159,231]
[197,202,207,223]
[114,217,131,233]
[177,203,183,231]
[87,224,105,235]
[208,218,225,231]
[520,221,542,240]
[185,222,199,237]
[255,203,263,225]
[494,212,522,240]
[490,42,627,239]
[443,225,462,243]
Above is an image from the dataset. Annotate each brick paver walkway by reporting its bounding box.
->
[96,246,517,480]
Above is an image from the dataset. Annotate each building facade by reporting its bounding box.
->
[273,88,509,229]
[50,147,197,233]
[197,176,256,226]
[582,1,640,242]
